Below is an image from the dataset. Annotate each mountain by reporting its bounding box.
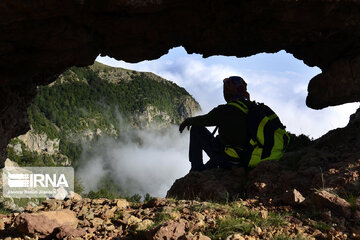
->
[6,62,201,167]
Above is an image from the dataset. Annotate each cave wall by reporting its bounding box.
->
[1,0,360,166]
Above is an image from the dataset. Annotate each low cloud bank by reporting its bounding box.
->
[76,125,191,198]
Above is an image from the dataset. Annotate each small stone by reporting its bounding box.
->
[282,189,305,205]
[103,207,117,219]
[69,191,82,201]
[25,202,36,212]
[136,219,154,231]
[182,208,190,214]
[226,234,245,240]
[32,205,44,212]
[194,219,205,229]
[85,211,95,220]
[92,198,106,205]
[0,219,5,231]
[245,236,256,240]
[90,217,104,227]
[194,212,205,221]
[42,199,58,210]
[63,199,72,208]
[105,225,115,231]
[54,187,69,200]
[126,215,142,225]
[260,210,268,219]
[170,211,181,220]
[254,226,262,234]
[115,199,129,209]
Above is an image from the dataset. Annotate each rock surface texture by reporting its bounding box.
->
[1,0,360,166]
[1,197,357,239]
[167,167,247,202]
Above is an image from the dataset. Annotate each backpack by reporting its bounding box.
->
[226,99,290,167]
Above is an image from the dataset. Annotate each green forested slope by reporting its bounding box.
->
[7,62,200,167]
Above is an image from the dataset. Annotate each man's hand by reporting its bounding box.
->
[179,119,191,133]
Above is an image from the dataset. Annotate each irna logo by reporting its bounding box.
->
[7,173,69,188]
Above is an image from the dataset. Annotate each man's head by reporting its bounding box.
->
[223,76,250,102]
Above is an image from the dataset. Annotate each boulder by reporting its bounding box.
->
[14,209,78,237]
[167,167,247,202]
[311,190,351,218]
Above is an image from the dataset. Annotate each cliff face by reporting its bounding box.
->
[16,127,60,155]
[1,0,360,166]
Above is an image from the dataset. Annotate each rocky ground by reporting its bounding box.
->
[0,194,359,240]
[0,108,359,240]
[165,108,360,239]
[0,108,359,239]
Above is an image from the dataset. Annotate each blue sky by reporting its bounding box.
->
[96,47,359,139]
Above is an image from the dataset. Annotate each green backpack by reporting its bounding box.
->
[226,99,290,167]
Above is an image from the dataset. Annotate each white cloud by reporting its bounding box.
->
[77,126,191,198]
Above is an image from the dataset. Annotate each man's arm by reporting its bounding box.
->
[179,106,223,133]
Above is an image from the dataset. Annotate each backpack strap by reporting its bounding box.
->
[222,99,250,162]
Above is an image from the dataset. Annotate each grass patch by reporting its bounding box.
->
[204,202,287,239]
[0,202,12,215]
[207,217,253,239]
[229,203,286,227]
[189,202,221,213]
[347,194,358,211]
[311,220,332,232]
[145,212,173,230]
[13,198,44,208]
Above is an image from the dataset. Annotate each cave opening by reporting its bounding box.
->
[6,46,359,199]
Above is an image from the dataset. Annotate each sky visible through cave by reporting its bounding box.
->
[97,46,359,139]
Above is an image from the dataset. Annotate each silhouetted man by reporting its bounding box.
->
[179,76,289,172]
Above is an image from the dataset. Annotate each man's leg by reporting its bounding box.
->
[189,126,224,171]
